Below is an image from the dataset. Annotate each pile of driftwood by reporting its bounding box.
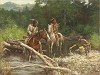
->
[3,40,79,75]
[3,40,25,54]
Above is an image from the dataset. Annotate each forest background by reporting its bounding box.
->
[0,0,100,49]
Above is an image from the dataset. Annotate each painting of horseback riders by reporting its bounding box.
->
[0,0,100,75]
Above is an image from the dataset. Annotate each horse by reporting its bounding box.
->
[48,31,64,57]
[26,29,50,61]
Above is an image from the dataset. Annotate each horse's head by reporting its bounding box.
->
[39,29,50,43]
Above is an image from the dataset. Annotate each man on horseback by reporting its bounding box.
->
[24,19,38,43]
[27,19,38,37]
[48,18,59,34]
[48,18,64,56]
[48,18,60,42]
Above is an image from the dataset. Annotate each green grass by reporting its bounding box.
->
[0,25,26,42]
[89,33,100,49]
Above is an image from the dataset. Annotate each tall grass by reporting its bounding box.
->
[90,33,100,49]
[0,59,11,75]
[0,25,26,42]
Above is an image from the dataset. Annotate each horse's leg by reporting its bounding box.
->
[56,40,59,51]
[56,38,60,56]
[85,46,88,56]
[39,41,43,54]
[85,45,91,56]
[59,41,62,56]
[88,45,91,53]
[50,42,54,57]
[85,50,88,56]
[48,43,51,56]
[22,47,25,54]
[29,51,32,62]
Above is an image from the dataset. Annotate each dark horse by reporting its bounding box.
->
[26,29,50,61]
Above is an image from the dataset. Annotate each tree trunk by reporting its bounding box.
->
[64,9,67,26]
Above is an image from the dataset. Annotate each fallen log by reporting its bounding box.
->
[3,41,53,66]
[43,55,58,66]
[3,42,56,65]
[19,42,54,67]
[3,41,79,75]
[3,41,11,47]
[18,41,79,75]
[3,41,24,53]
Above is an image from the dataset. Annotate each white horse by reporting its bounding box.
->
[48,24,64,56]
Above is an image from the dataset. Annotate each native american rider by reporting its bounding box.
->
[24,19,38,43]
[48,18,59,34]
[27,19,38,37]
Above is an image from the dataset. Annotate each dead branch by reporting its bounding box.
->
[3,41,79,75]
[3,41,11,47]
[43,55,58,66]
[3,41,23,52]
[18,42,79,75]
[10,64,79,75]
[18,41,53,67]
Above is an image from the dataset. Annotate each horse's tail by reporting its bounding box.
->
[57,32,64,43]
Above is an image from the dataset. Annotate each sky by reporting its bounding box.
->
[0,0,89,5]
[0,0,36,4]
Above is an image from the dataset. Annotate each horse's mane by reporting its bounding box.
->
[35,30,43,37]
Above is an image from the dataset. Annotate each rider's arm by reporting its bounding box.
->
[27,24,32,35]
[69,44,77,50]
[35,26,38,33]
[48,24,52,33]
[83,39,90,46]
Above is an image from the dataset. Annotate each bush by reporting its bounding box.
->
[0,25,26,41]
[89,33,100,49]
[75,24,97,37]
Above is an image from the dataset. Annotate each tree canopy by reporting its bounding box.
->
[0,0,99,37]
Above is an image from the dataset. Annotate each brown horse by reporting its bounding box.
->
[27,29,50,61]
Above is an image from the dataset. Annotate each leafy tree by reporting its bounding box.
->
[0,0,99,36]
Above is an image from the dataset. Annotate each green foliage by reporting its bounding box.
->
[0,16,25,41]
[0,25,25,41]
[5,17,16,27]
[90,33,100,48]
[84,25,97,36]
[75,24,97,37]
[0,0,99,40]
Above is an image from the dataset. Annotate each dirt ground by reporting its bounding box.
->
[0,42,100,75]
[54,50,100,75]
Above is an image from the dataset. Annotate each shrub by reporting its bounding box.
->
[89,33,100,49]
[0,59,11,75]
[0,25,26,41]
[75,24,97,37]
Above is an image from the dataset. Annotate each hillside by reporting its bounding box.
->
[0,2,34,11]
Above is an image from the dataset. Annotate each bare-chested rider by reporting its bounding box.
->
[48,18,59,34]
